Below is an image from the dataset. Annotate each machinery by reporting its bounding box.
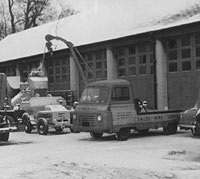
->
[0,73,18,141]
[24,104,74,135]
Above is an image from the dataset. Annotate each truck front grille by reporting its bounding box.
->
[77,114,95,127]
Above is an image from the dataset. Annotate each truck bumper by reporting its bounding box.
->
[179,124,195,130]
[0,126,17,133]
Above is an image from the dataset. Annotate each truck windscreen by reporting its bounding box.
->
[80,87,109,104]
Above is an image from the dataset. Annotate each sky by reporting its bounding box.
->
[55,0,200,26]
[58,0,199,14]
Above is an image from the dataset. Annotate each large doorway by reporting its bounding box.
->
[166,34,200,110]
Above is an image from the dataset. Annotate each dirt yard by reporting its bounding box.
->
[0,128,200,179]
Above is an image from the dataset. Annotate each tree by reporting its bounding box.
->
[0,0,8,39]
[57,1,79,19]
[0,0,79,39]
[8,0,51,33]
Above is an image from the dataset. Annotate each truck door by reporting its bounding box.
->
[110,86,137,126]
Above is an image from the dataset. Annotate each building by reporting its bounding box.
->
[0,0,200,110]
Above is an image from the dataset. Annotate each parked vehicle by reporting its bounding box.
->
[24,104,74,135]
[0,113,17,141]
[72,79,182,141]
[179,99,200,136]
[0,73,22,132]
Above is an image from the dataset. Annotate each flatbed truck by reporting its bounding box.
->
[72,79,182,140]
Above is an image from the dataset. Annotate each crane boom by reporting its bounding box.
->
[45,34,95,85]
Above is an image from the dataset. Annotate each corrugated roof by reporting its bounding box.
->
[0,0,200,62]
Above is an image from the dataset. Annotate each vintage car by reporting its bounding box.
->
[179,99,200,136]
[23,104,74,135]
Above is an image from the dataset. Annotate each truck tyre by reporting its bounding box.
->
[195,121,200,136]
[0,133,9,141]
[90,132,103,139]
[7,116,15,128]
[116,128,130,141]
[24,121,33,133]
[191,128,197,136]
[69,126,74,133]
[37,118,48,135]
[163,123,177,135]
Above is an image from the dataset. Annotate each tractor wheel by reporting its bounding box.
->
[90,132,103,139]
[116,128,130,141]
[0,133,9,141]
[37,118,48,135]
[163,123,177,135]
[24,121,33,133]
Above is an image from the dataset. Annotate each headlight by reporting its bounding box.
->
[73,114,77,120]
[97,115,103,122]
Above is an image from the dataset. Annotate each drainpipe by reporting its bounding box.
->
[150,33,157,109]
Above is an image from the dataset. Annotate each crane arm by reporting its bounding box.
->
[45,34,95,85]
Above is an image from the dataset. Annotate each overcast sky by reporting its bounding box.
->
[59,0,199,13]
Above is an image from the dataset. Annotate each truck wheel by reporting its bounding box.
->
[116,128,130,141]
[0,133,9,141]
[195,121,200,136]
[163,123,177,135]
[90,132,103,139]
[24,121,33,133]
[37,118,48,135]
[191,128,197,136]
[138,129,149,134]
[69,126,74,133]
[7,116,15,127]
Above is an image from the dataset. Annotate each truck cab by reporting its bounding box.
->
[72,79,181,140]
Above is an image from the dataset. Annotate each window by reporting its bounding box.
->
[118,48,126,56]
[118,69,126,76]
[139,44,146,53]
[169,63,178,72]
[96,71,102,78]
[128,56,136,65]
[80,87,109,104]
[168,39,177,49]
[195,33,200,44]
[196,60,200,70]
[181,49,191,59]
[139,66,147,74]
[169,51,177,60]
[96,61,102,69]
[129,67,136,75]
[128,45,136,55]
[62,59,66,65]
[111,87,130,101]
[139,55,146,64]
[118,58,125,66]
[88,54,93,61]
[182,61,191,71]
[181,36,190,46]
[196,47,200,57]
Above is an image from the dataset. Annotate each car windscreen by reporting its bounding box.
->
[80,87,109,104]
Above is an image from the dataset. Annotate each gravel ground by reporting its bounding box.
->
[0,128,200,179]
